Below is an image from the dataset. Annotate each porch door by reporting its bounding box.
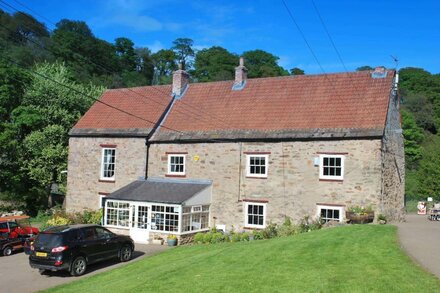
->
[129,203,150,244]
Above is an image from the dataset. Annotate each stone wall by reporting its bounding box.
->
[381,80,405,221]
[148,139,383,230]
[66,137,147,212]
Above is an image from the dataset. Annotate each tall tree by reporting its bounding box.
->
[151,49,177,85]
[242,50,288,78]
[171,38,195,70]
[193,46,238,82]
[115,37,137,72]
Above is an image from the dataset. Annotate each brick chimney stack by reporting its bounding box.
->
[172,63,189,97]
[234,57,247,88]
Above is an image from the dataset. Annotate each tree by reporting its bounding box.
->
[193,46,238,82]
[115,37,137,72]
[0,62,104,213]
[290,67,305,75]
[151,49,177,85]
[356,66,373,71]
[401,109,424,167]
[171,38,195,70]
[242,50,288,78]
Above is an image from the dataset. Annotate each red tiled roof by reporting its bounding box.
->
[72,70,395,140]
[73,85,172,130]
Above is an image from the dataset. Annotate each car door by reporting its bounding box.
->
[95,227,119,259]
[80,227,102,263]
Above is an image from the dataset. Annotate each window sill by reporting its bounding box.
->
[99,179,115,183]
[246,176,268,179]
[319,178,343,182]
[165,174,186,178]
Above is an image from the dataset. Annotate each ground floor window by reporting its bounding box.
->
[151,205,179,232]
[245,202,266,228]
[181,205,210,232]
[317,204,344,223]
[105,201,130,227]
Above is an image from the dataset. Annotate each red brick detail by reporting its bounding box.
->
[165,174,186,178]
[243,226,263,230]
[243,152,271,155]
[100,144,117,148]
[241,198,269,203]
[165,152,188,155]
[98,192,110,195]
[316,152,348,155]
[316,203,345,207]
[246,176,268,179]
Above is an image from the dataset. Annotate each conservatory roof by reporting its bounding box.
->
[106,178,212,205]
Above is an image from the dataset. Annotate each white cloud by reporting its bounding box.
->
[90,0,180,32]
[145,40,164,53]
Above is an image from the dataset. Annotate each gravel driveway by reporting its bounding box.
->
[397,214,440,279]
[0,243,169,293]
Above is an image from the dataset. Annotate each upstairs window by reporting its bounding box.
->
[246,155,268,178]
[168,154,186,175]
[319,154,344,180]
[101,148,116,180]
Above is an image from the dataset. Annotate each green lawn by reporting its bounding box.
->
[44,225,440,293]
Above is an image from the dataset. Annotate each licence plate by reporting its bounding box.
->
[36,252,47,257]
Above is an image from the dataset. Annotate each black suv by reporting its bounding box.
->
[29,224,134,276]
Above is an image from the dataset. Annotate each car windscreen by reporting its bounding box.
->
[34,233,63,247]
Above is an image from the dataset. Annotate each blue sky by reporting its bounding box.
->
[8,0,440,74]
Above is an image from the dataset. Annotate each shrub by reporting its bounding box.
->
[210,232,225,244]
[278,217,297,237]
[252,230,264,240]
[230,233,242,243]
[203,232,213,244]
[348,205,374,215]
[240,232,250,241]
[194,233,205,244]
[42,215,72,230]
[262,223,278,239]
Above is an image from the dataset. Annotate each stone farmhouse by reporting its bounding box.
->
[66,58,404,243]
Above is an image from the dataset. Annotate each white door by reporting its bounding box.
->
[129,204,150,244]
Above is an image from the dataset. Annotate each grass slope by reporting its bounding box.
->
[45,225,440,293]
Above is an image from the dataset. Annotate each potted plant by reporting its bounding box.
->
[167,234,177,246]
[346,205,374,224]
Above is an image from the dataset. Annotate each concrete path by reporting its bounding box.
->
[0,243,169,293]
[396,214,440,279]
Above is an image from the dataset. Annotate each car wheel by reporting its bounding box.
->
[70,256,87,276]
[120,245,132,262]
[38,269,46,275]
[3,246,12,256]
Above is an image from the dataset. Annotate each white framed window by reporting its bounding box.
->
[105,200,130,227]
[182,205,210,233]
[246,155,268,178]
[244,202,266,228]
[167,154,186,175]
[319,154,344,180]
[316,205,344,223]
[101,148,116,180]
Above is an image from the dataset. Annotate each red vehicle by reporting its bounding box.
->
[0,215,39,239]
